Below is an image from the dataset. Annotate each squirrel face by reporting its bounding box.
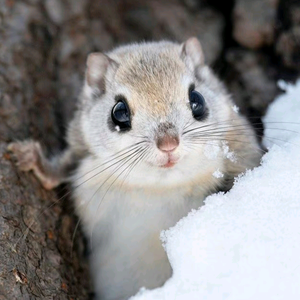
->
[78,39,241,188]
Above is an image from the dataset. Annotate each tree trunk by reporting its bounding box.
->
[0,0,299,298]
[0,1,91,298]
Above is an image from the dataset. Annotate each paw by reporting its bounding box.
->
[7,140,42,172]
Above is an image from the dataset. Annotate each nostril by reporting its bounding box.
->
[157,135,179,152]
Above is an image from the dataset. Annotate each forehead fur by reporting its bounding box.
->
[111,43,187,116]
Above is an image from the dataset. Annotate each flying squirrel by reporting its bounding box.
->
[8,37,261,300]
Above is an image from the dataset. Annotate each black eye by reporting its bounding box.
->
[111,99,131,131]
[189,88,207,121]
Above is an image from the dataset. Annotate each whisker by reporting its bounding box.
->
[184,123,299,136]
[12,143,147,252]
[184,140,260,167]
[119,147,150,189]
[72,141,148,184]
[188,131,300,148]
[183,118,300,135]
[89,147,147,248]
[185,137,266,155]
[70,146,147,256]
[71,217,82,259]
[191,125,299,135]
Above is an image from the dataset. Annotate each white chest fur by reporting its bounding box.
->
[72,155,222,299]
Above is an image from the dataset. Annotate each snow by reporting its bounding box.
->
[213,169,224,178]
[232,104,239,113]
[131,81,300,300]
[222,141,237,162]
[204,142,220,160]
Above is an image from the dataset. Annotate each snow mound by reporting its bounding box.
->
[131,81,300,300]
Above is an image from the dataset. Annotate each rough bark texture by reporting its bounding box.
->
[0,0,299,299]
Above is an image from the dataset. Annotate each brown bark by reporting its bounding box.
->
[0,0,299,299]
[0,1,90,298]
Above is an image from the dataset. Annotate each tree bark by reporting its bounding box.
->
[0,1,91,298]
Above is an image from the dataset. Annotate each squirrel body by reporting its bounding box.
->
[8,38,261,300]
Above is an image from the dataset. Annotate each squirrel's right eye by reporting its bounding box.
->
[111,100,131,131]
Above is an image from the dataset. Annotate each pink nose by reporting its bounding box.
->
[157,135,179,152]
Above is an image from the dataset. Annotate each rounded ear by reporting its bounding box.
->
[180,37,205,69]
[86,53,118,92]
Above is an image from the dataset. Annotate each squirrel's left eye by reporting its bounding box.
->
[111,99,131,131]
[189,89,207,121]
